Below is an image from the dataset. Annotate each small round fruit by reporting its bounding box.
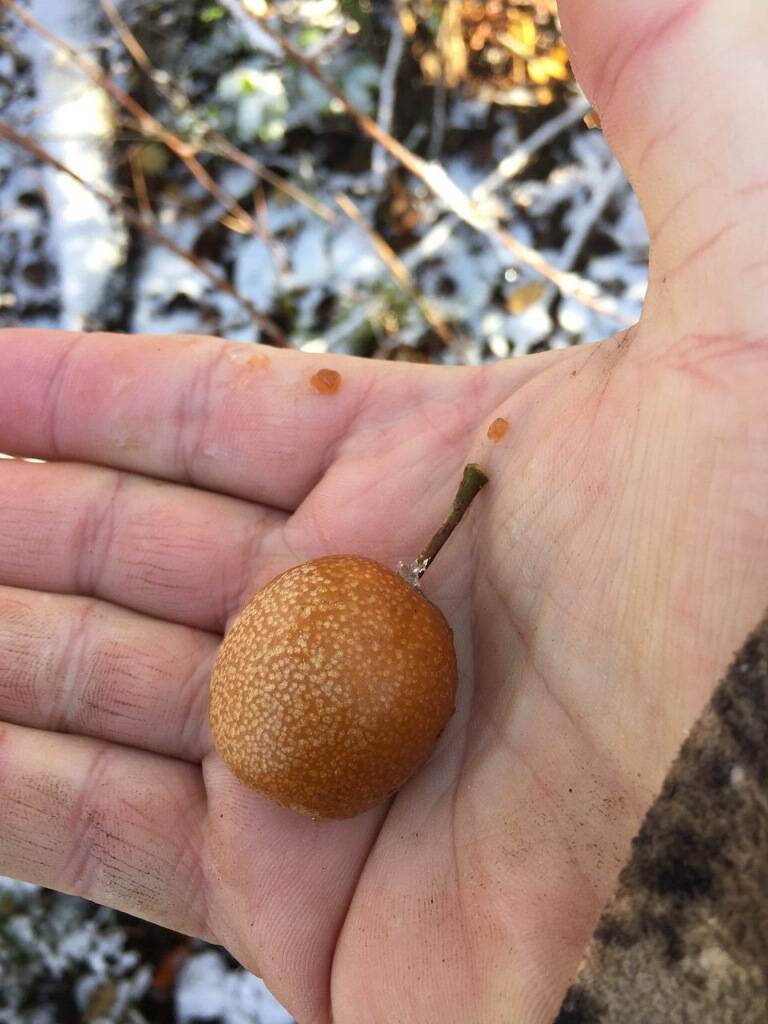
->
[209,555,457,819]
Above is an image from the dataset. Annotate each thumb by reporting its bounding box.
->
[558,0,768,333]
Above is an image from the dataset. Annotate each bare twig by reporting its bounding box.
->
[306,19,348,60]
[224,0,432,180]
[335,192,453,347]
[421,161,628,321]
[404,96,592,266]
[427,77,448,162]
[229,2,630,324]
[558,161,626,277]
[394,95,598,300]
[128,145,154,219]
[534,159,627,318]
[98,0,151,73]
[330,92,624,352]
[4,0,259,234]
[408,464,488,582]
[0,121,289,345]
[372,15,405,180]
[97,0,335,222]
[207,137,333,221]
[472,96,591,202]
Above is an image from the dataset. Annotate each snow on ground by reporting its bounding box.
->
[176,951,294,1024]
[0,9,61,330]
[1,877,152,1023]
[27,0,127,329]
[2,0,649,351]
[0,875,295,1023]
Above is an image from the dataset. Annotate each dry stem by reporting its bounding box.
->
[0,121,289,345]
[4,0,259,234]
[127,145,154,220]
[372,15,406,180]
[403,464,489,583]
[335,193,453,347]
[96,0,335,222]
[232,1,630,325]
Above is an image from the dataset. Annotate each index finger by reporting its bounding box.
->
[0,328,428,510]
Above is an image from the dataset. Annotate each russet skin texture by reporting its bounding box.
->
[209,555,458,819]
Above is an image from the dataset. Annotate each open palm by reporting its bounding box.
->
[1,1,767,1022]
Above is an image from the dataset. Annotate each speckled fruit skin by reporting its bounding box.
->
[209,555,458,819]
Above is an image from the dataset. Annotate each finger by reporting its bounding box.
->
[0,459,286,631]
[0,327,459,509]
[0,720,213,941]
[201,753,386,1023]
[0,586,215,761]
[559,0,768,325]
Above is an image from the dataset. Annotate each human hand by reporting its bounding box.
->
[1,1,766,1021]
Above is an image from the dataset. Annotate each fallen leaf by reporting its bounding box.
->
[507,281,547,314]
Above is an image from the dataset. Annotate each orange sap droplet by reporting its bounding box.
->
[487,417,509,442]
[246,353,270,370]
[310,368,342,395]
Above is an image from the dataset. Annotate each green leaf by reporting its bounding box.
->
[200,4,225,23]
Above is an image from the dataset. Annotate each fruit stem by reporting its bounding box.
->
[408,464,488,583]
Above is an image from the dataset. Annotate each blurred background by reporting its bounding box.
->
[0,1,648,1020]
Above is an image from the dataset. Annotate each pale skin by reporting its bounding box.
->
[0,0,767,1020]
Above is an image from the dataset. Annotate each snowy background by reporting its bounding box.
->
[0,0,649,1020]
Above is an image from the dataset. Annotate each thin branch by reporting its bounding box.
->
[423,161,629,321]
[472,96,591,202]
[0,121,289,346]
[128,145,154,219]
[96,0,335,222]
[230,2,631,325]
[392,96,598,302]
[306,19,348,60]
[224,0,432,180]
[335,192,453,347]
[5,0,258,234]
[330,93,622,352]
[533,159,627,319]
[557,161,627,277]
[372,14,405,179]
[98,0,151,73]
[427,77,448,162]
[407,464,488,582]
[206,136,334,222]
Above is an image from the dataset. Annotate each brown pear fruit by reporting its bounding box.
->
[209,555,457,818]
[208,464,488,819]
